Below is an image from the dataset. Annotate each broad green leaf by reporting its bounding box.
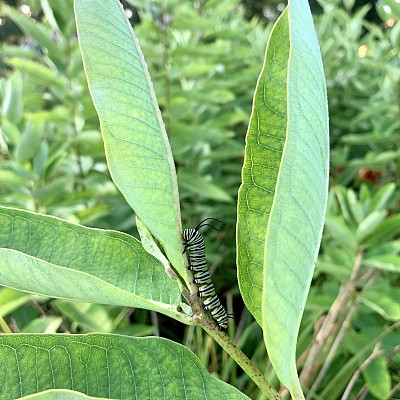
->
[19,389,106,400]
[0,334,250,400]
[0,207,186,323]
[237,1,329,397]
[74,0,184,276]
[237,8,290,328]
[0,287,32,317]
[362,356,391,400]
[178,171,233,203]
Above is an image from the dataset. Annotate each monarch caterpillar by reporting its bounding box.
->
[182,218,230,330]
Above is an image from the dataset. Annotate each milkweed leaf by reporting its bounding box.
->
[0,334,250,400]
[0,207,185,321]
[237,1,329,397]
[75,0,184,276]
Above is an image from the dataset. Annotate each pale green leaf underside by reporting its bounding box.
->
[0,207,184,320]
[1,334,249,400]
[264,1,329,398]
[19,389,107,400]
[74,0,184,274]
[237,8,289,326]
[237,0,329,397]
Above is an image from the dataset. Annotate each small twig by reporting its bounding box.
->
[185,324,195,348]
[8,318,20,333]
[341,342,384,400]
[29,299,47,316]
[233,307,249,345]
[389,381,400,398]
[300,250,364,388]
[0,315,12,333]
[150,311,160,336]
[297,314,325,368]
[308,301,358,397]
[354,385,369,400]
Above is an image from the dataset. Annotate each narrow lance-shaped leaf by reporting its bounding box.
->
[237,9,290,326]
[74,0,184,275]
[237,0,329,398]
[0,207,187,322]
[0,334,250,400]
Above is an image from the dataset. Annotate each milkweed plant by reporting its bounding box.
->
[0,0,328,399]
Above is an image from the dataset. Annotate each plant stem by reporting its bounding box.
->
[202,318,283,400]
[307,302,358,397]
[341,342,383,400]
[0,315,12,333]
[299,249,364,388]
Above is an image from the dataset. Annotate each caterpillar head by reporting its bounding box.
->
[182,228,196,243]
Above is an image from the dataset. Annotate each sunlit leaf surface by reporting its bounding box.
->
[237,1,329,397]
[1,334,250,400]
[75,0,184,274]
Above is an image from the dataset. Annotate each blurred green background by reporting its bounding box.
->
[0,0,399,399]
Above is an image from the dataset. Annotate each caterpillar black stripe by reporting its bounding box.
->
[182,218,229,330]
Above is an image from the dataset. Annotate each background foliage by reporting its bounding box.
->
[0,0,399,399]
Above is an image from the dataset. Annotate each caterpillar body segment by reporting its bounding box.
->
[182,220,229,330]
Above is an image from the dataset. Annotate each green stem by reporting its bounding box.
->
[202,318,283,400]
[0,315,12,333]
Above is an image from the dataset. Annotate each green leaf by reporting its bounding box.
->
[3,6,65,65]
[369,183,396,212]
[237,1,329,397]
[178,171,233,203]
[0,287,32,317]
[1,72,23,125]
[0,207,186,323]
[362,356,391,400]
[6,57,66,88]
[325,216,357,254]
[361,215,400,248]
[19,389,105,400]
[75,0,184,276]
[53,300,113,332]
[237,7,290,328]
[0,334,250,400]
[355,210,388,244]
[0,118,21,145]
[15,120,45,164]
[363,254,400,273]
[21,316,63,333]
[360,288,400,321]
